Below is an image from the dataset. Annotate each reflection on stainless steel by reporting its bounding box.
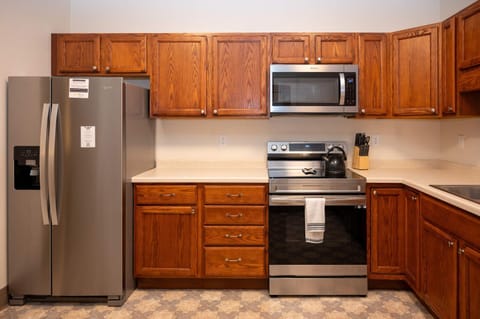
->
[430,185,480,204]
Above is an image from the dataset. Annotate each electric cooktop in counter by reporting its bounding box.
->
[430,185,480,204]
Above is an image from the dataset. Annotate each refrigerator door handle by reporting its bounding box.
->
[40,103,51,225]
[48,104,60,226]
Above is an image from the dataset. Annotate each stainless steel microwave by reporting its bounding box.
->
[270,64,358,115]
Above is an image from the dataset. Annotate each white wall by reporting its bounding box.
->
[0,0,70,291]
[70,0,440,33]
[440,118,480,167]
[439,0,476,18]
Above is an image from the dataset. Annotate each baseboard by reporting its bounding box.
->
[137,278,268,289]
[0,286,7,310]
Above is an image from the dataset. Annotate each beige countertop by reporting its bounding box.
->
[131,161,268,183]
[132,159,480,217]
[351,160,480,217]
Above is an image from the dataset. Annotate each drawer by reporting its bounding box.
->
[204,247,266,278]
[135,184,197,205]
[204,206,265,225]
[204,185,266,205]
[204,226,265,246]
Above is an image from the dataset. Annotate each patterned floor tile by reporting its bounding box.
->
[0,289,432,319]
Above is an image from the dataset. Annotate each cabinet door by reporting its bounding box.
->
[459,245,480,319]
[272,34,311,64]
[370,188,405,274]
[441,18,457,115]
[149,35,207,117]
[391,25,439,116]
[135,206,198,277]
[101,34,147,74]
[314,33,356,64]
[457,2,480,71]
[404,189,420,292]
[421,220,457,319]
[53,34,100,74]
[211,35,268,117]
[357,34,388,116]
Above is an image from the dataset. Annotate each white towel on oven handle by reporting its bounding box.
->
[305,197,325,244]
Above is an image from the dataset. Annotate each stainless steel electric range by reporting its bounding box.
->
[267,141,367,296]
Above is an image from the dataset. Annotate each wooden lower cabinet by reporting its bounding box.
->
[369,186,405,277]
[459,244,480,319]
[404,189,420,292]
[134,183,267,282]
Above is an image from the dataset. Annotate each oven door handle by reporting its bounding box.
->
[269,195,366,206]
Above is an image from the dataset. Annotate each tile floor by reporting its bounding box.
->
[0,289,432,319]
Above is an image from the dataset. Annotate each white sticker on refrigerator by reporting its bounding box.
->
[80,126,95,148]
[69,78,89,98]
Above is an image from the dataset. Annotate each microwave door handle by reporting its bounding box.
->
[339,73,346,106]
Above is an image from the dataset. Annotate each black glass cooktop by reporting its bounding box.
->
[430,185,480,204]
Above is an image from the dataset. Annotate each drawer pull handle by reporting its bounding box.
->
[225,213,243,218]
[224,233,243,238]
[226,193,243,198]
[225,257,242,263]
[160,193,176,197]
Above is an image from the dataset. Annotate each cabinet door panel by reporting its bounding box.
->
[54,34,100,73]
[441,18,456,115]
[204,247,266,277]
[135,206,197,277]
[211,35,268,116]
[370,188,404,274]
[149,35,207,116]
[272,34,311,64]
[358,34,388,116]
[101,34,147,74]
[421,220,457,319]
[404,189,420,292]
[391,26,439,116]
[204,226,265,246]
[204,185,266,205]
[204,206,266,225]
[460,245,480,319]
[315,34,356,64]
[457,2,480,70]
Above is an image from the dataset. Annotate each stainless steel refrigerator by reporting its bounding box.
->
[7,77,155,306]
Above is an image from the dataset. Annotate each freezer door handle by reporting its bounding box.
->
[40,103,51,225]
[48,104,60,226]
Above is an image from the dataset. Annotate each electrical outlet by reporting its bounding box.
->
[370,135,380,145]
[219,135,227,146]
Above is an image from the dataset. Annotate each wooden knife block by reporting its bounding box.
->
[352,146,369,170]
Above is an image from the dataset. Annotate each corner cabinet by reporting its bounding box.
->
[211,35,269,117]
[134,184,199,278]
[404,188,420,293]
[52,34,147,75]
[368,186,405,278]
[391,24,439,117]
[148,35,208,117]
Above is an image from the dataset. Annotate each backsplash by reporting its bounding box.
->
[155,117,442,166]
[440,118,480,167]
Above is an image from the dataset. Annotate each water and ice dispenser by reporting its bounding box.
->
[14,146,40,190]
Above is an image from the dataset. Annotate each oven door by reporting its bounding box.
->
[268,194,366,277]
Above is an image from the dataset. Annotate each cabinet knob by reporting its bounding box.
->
[447,106,453,112]
[361,109,366,114]
[431,108,436,114]
[92,65,98,71]
[458,248,465,254]
[105,66,111,72]
[447,241,454,248]
[304,57,309,63]
[316,57,322,63]
[373,190,377,196]
[411,195,418,201]
[191,208,196,215]
[200,109,206,116]
[213,109,218,115]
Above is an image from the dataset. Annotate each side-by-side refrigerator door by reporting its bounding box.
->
[50,77,124,297]
[7,77,52,300]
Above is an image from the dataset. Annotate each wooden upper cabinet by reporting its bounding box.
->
[101,34,147,74]
[357,33,388,116]
[271,34,311,64]
[211,35,269,117]
[391,25,439,116]
[441,17,457,115]
[315,33,357,64]
[457,1,480,72]
[149,35,207,117]
[52,33,147,75]
[53,34,100,74]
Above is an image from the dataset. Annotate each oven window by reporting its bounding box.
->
[272,72,339,106]
[269,205,366,265]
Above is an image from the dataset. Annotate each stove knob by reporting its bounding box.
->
[281,144,288,151]
[271,144,278,151]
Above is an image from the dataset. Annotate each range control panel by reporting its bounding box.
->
[267,141,346,154]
